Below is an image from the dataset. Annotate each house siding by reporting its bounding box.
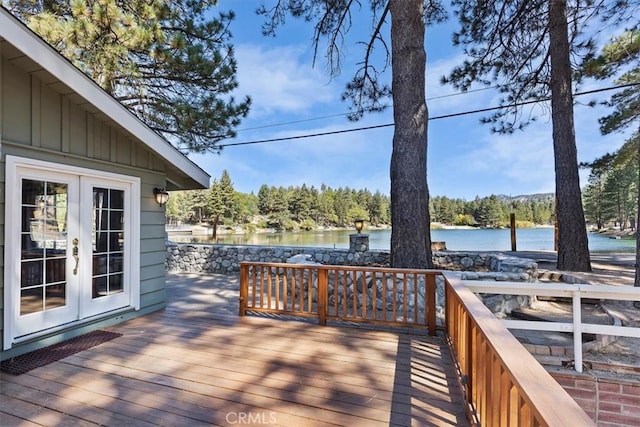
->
[1,51,170,356]
[0,174,4,339]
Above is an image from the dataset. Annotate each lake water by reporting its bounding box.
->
[169,227,636,253]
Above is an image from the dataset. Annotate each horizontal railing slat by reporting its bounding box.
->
[465,281,640,300]
[502,319,640,338]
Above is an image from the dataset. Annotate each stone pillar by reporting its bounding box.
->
[349,233,369,252]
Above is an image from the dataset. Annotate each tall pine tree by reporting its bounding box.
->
[258,0,446,268]
[441,0,636,271]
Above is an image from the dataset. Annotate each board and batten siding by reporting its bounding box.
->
[1,51,171,355]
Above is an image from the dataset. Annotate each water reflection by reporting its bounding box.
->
[168,227,636,252]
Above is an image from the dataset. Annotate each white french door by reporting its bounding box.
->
[79,177,132,318]
[4,157,139,347]
[12,169,80,337]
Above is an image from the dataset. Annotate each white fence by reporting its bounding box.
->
[461,280,640,372]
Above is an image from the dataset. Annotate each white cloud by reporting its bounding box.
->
[426,54,466,97]
[426,54,513,118]
[462,122,555,185]
[235,43,338,117]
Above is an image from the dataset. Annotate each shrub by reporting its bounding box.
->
[243,223,257,233]
[300,218,317,231]
[283,219,298,231]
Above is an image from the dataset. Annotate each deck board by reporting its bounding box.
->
[1,273,468,426]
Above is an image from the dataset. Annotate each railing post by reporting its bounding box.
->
[426,274,437,336]
[318,268,328,326]
[572,290,583,373]
[239,263,248,316]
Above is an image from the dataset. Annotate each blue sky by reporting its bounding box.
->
[189,1,629,200]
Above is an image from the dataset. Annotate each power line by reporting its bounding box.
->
[219,82,639,148]
[222,123,394,147]
[427,85,499,100]
[236,113,350,132]
[234,86,500,133]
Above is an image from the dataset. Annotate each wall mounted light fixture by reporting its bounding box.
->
[153,187,169,206]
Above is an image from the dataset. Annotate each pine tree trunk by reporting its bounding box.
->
[388,0,433,268]
[211,214,219,239]
[548,0,591,272]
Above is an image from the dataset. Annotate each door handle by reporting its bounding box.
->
[72,238,79,275]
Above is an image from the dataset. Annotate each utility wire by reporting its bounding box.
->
[236,113,350,132]
[235,85,500,133]
[219,82,639,148]
[222,123,394,147]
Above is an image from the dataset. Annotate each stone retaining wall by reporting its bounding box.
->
[165,243,537,280]
[165,243,538,317]
[165,243,389,273]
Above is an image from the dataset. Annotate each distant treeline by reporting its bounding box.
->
[430,194,555,228]
[165,171,556,231]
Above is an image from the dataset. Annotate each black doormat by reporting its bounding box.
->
[1,330,122,376]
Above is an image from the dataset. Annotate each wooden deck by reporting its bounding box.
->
[1,273,469,427]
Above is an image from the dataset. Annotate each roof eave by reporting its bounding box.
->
[0,8,210,189]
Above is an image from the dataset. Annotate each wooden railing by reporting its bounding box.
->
[238,263,596,426]
[443,272,595,426]
[239,262,440,335]
[462,280,640,373]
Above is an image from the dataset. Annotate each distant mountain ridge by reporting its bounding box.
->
[494,193,555,203]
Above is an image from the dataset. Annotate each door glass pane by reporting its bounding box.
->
[109,253,123,273]
[45,284,66,309]
[21,234,43,259]
[21,288,43,315]
[92,187,125,299]
[110,211,123,231]
[110,190,124,209]
[20,179,68,315]
[22,179,44,204]
[92,276,107,298]
[21,261,43,287]
[95,231,108,252]
[109,231,123,252]
[46,258,66,282]
[93,254,108,275]
[110,274,123,293]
